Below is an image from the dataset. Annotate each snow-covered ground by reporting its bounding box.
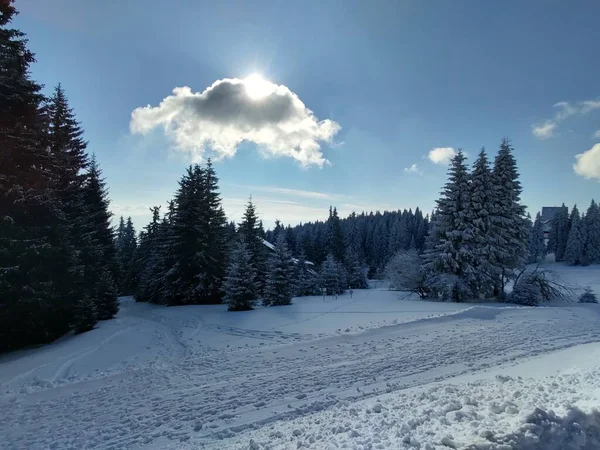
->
[2,264,600,449]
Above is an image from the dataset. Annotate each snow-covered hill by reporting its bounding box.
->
[2,264,600,449]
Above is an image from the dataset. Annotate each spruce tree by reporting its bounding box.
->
[295,252,319,296]
[200,159,227,303]
[264,234,295,306]
[549,204,569,262]
[81,156,119,319]
[0,2,76,349]
[320,253,345,295]
[224,240,258,311]
[490,139,528,293]
[119,217,137,293]
[528,212,546,264]
[467,150,503,297]
[564,205,584,265]
[345,248,368,289]
[423,151,475,301]
[72,293,97,334]
[238,198,268,292]
[325,206,345,262]
[582,200,600,265]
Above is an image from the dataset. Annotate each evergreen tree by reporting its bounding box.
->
[238,198,268,292]
[285,225,297,255]
[564,205,584,265]
[95,269,119,319]
[582,200,600,265]
[325,206,345,262]
[223,240,258,311]
[47,83,91,310]
[320,253,346,295]
[345,248,368,289]
[528,212,546,264]
[423,151,475,301]
[467,150,503,297]
[81,156,119,319]
[263,234,295,306]
[200,160,228,302]
[72,293,97,334]
[134,206,161,302]
[548,204,569,262]
[118,217,137,293]
[490,139,528,293]
[294,252,319,296]
[0,3,76,349]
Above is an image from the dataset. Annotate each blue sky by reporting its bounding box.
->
[16,0,600,230]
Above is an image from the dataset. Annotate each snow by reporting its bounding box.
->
[2,264,600,449]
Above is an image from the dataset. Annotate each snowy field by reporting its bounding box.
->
[2,264,600,449]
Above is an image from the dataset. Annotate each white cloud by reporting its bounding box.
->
[428,147,457,165]
[592,129,600,139]
[404,163,423,175]
[130,76,341,168]
[533,99,600,139]
[532,121,557,139]
[574,143,600,180]
[222,196,328,226]
[227,184,344,201]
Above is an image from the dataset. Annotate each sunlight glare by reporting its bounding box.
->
[244,73,273,100]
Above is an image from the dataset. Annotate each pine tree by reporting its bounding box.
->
[294,252,319,296]
[264,234,295,306]
[95,269,119,319]
[490,139,528,293]
[564,205,584,265]
[224,240,258,311]
[0,3,76,349]
[81,156,119,318]
[47,83,91,312]
[320,253,346,295]
[423,151,475,301]
[325,206,345,262]
[548,204,569,262]
[201,160,228,302]
[119,217,137,294]
[238,198,268,292]
[135,207,161,302]
[72,293,97,334]
[582,200,600,265]
[467,149,503,297]
[345,248,368,289]
[528,212,546,264]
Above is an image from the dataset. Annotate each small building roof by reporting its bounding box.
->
[541,206,562,223]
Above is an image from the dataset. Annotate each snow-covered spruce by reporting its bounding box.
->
[263,234,295,306]
[224,239,259,311]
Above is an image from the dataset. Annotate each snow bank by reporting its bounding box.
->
[219,366,600,450]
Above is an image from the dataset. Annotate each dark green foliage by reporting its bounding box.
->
[116,216,137,294]
[80,156,119,317]
[0,3,75,350]
[72,293,97,334]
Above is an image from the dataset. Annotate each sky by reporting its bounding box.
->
[15,0,600,230]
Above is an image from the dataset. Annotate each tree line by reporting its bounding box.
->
[1,3,118,351]
[544,201,600,266]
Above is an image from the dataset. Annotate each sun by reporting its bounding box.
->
[244,73,273,100]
